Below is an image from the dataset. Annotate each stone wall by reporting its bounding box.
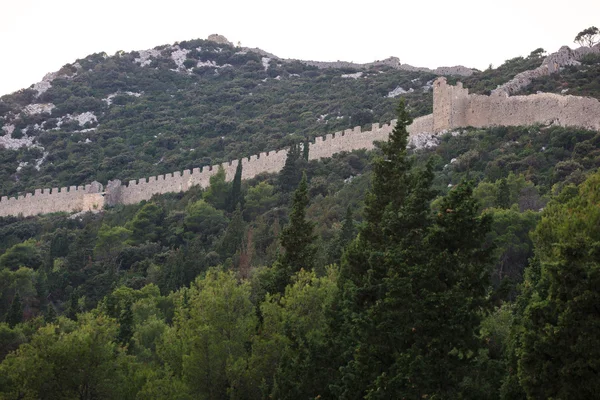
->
[3,76,600,218]
[0,183,103,218]
[0,121,412,217]
[434,77,600,132]
[112,122,403,206]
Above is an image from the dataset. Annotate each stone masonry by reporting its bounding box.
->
[433,77,600,132]
[2,78,600,218]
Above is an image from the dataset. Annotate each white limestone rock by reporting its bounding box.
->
[171,47,190,69]
[134,49,162,67]
[387,86,413,98]
[341,72,363,79]
[103,91,142,106]
[262,57,271,71]
[23,103,55,115]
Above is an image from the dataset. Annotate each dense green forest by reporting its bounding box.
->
[1,96,600,398]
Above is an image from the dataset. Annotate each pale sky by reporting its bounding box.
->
[1,0,598,97]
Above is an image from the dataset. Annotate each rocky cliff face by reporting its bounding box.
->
[492,43,600,95]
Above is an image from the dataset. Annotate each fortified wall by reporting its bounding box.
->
[0,182,104,218]
[2,76,600,218]
[433,77,600,132]
[0,120,421,217]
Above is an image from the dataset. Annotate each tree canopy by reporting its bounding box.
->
[574,26,600,47]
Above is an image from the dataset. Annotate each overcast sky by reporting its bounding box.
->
[1,0,599,96]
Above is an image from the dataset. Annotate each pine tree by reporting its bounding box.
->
[273,172,316,293]
[126,202,165,244]
[6,292,23,328]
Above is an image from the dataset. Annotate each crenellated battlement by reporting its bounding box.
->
[0,119,415,217]
[2,77,600,218]
[0,181,104,217]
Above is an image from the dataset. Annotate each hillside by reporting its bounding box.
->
[0,36,445,197]
[2,31,600,398]
[0,34,558,199]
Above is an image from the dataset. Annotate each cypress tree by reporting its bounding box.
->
[495,178,510,208]
[339,206,355,245]
[333,99,492,399]
[327,206,356,264]
[334,99,435,398]
[303,138,310,161]
[65,291,79,321]
[6,292,23,328]
[46,303,57,323]
[117,300,134,348]
[516,172,600,399]
[219,204,245,259]
[278,143,302,192]
[273,172,316,293]
[227,160,244,213]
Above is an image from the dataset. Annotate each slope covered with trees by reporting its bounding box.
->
[1,97,600,398]
[2,34,600,398]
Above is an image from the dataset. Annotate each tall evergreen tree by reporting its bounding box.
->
[334,99,435,398]
[327,206,356,265]
[515,172,600,399]
[278,143,302,193]
[219,204,245,260]
[6,293,23,328]
[273,173,316,293]
[65,291,79,321]
[333,99,492,399]
[302,138,310,161]
[371,182,492,399]
[117,300,134,348]
[45,303,57,324]
[227,160,244,213]
[495,178,510,209]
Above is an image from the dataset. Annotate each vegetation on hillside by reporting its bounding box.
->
[518,52,600,99]
[0,38,436,197]
[1,98,600,397]
[2,34,600,398]
[446,49,546,94]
